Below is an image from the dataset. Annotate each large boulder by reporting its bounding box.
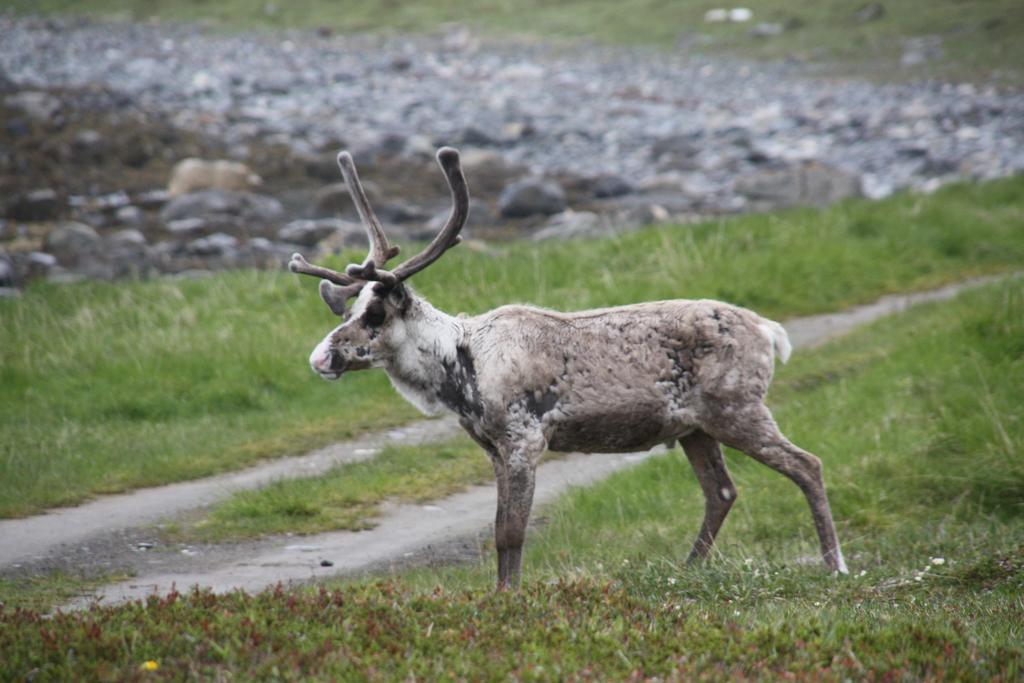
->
[589,174,634,199]
[734,160,862,209]
[498,178,567,219]
[186,232,239,257]
[457,150,527,196]
[43,222,101,265]
[167,158,263,196]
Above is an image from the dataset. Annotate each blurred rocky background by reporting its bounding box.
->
[1,10,1022,292]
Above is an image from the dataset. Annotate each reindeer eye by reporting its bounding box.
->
[363,300,387,328]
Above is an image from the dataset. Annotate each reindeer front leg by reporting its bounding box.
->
[494,431,545,589]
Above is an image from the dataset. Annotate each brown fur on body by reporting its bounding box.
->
[455,300,776,455]
[294,146,846,589]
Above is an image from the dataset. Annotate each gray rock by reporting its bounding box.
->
[278,218,346,247]
[347,131,408,163]
[26,251,57,279]
[455,125,501,147]
[457,150,527,195]
[590,174,634,199]
[377,200,432,224]
[532,211,611,241]
[734,160,862,209]
[7,188,60,222]
[923,154,960,177]
[43,221,101,264]
[242,237,296,267]
[4,91,61,122]
[247,237,276,253]
[187,232,239,257]
[107,228,148,248]
[161,191,234,223]
[160,190,283,225]
[649,134,702,171]
[498,178,567,218]
[71,129,106,162]
[0,249,14,287]
[316,219,391,252]
[28,251,58,269]
[301,151,345,181]
[115,205,144,226]
[166,218,212,237]
[101,238,150,276]
[146,240,182,268]
[423,199,497,235]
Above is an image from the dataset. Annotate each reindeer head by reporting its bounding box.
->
[289,147,469,380]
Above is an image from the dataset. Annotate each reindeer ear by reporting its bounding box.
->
[387,282,409,311]
[319,280,351,317]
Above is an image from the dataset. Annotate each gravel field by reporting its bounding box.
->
[1,13,1023,282]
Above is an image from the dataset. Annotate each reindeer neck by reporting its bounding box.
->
[383,293,474,417]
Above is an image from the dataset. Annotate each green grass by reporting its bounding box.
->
[8,0,1024,85]
[172,437,490,541]
[2,177,1023,517]
[2,280,1022,679]
[0,571,133,614]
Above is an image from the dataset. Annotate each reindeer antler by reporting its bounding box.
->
[289,147,470,315]
[288,252,356,286]
[392,147,469,281]
[336,151,401,285]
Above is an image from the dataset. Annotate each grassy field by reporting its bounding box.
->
[2,278,1020,679]
[2,177,1023,518]
[8,0,1024,85]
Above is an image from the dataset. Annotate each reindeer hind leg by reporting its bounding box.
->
[680,430,737,563]
[704,403,847,573]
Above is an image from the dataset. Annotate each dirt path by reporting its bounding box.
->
[0,417,463,569]
[0,274,1012,607]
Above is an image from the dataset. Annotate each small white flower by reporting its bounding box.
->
[813,601,821,607]
[733,610,741,616]
[667,577,677,585]
[857,569,867,577]
[930,557,946,566]
[914,575,923,581]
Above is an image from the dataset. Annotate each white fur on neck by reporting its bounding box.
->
[384,295,464,416]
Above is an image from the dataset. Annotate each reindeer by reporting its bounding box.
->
[289,147,847,588]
